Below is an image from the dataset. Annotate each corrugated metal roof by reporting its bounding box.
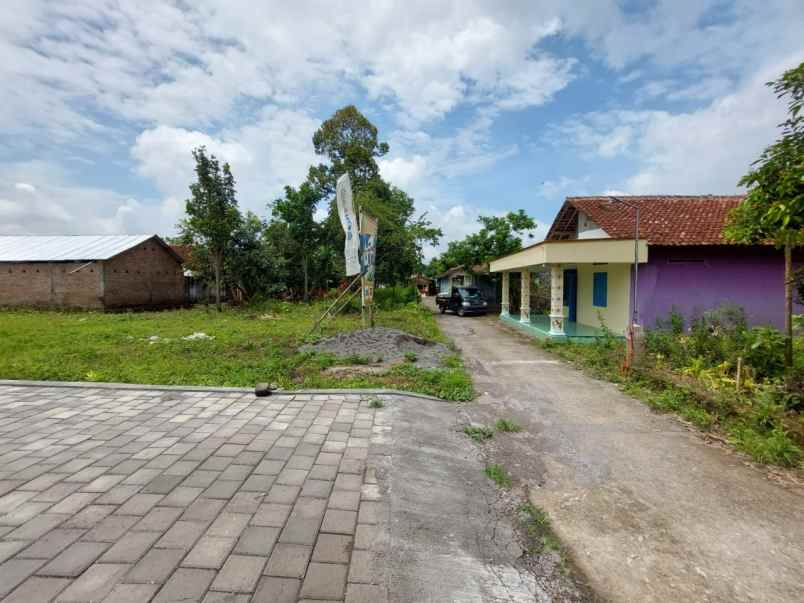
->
[0,235,157,262]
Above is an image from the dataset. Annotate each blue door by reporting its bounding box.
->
[563,269,578,322]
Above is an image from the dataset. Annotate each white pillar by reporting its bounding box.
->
[520,269,531,324]
[549,265,565,336]
[500,272,510,317]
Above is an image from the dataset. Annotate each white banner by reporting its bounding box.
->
[336,173,361,276]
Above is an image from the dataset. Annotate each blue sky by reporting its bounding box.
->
[1,1,802,257]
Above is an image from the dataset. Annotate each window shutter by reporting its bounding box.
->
[593,272,608,307]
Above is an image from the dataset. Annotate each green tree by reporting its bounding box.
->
[304,105,440,286]
[429,210,536,275]
[271,182,322,301]
[179,147,242,311]
[725,62,804,369]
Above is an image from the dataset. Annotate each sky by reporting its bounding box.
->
[1,1,802,258]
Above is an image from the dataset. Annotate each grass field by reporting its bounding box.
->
[0,301,474,400]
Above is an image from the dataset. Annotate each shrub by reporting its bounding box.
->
[373,285,420,310]
[743,327,786,380]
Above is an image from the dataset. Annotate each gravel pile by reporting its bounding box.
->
[301,327,451,368]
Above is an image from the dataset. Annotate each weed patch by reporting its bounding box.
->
[518,502,564,555]
[464,425,494,442]
[367,397,384,409]
[484,464,512,488]
[495,418,521,432]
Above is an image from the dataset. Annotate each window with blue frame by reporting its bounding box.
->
[593,272,608,307]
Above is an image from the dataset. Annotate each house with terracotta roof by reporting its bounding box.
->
[489,195,803,338]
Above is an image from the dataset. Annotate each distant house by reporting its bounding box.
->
[436,264,500,308]
[0,235,185,309]
[490,195,803,338]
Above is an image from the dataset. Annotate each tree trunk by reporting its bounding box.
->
[214,254,222,312]
[784,243,793,370]
[303,255,309,303]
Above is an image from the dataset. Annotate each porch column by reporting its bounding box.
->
[500,272,510,317]
[549,264,565,336]
[520,269,531,324]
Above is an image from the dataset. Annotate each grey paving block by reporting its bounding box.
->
[101,583,160,603]
[346,582,389,603]
[160,486,203,508]
[0,540,28,563]
[300,562,348,600]
[56,562,130,602]
[334,473,362,491]
[251,503,292,528]
[182,536,236,569]
[241,474,274,492]
[329,489,360,511]
[252,576,300,603]
[207,512,250,539]
[264,543,312,579]
[125,547,184,584]
[181,498,226,521]
[0,558,46,598]
[83,514,139,542]
[210,554,266,593]
[116,493,163,516]
[62,504,116,528]
[265,485,300,504]
[7,514,68,540]
[153,567,215,603]
[100,531,161,563]
[312,533,353,564]
[36,541,109,577]
[308,464,338,481]
[321,509,357,535]
[1,576,70,603]
[234,526,280,556]
[17,528,85,559]
[142,474,184,494]
[155,519,208,550]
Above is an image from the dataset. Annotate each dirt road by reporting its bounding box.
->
[437,312,804,603]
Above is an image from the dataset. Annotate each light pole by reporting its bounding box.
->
[610,197,640,327]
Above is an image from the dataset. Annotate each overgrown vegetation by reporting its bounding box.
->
[0,301,473,401]
[484,464,513,488]
[540,305,803,469]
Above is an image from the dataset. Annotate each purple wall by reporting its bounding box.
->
[636,245,803,330]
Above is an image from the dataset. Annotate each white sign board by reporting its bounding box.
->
[336,174,361,276]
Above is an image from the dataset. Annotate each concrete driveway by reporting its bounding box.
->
[0,382,560,602]
[437,313,804,603]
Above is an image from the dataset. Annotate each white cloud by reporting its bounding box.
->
[131,107,319,218]
[0,161,178,235]
[559,56,802,194]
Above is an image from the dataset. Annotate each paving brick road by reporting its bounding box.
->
[0,385,391,603]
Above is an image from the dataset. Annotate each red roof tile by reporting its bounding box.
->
[546,195,746,246]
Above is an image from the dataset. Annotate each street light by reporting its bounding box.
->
[609,197,640,327]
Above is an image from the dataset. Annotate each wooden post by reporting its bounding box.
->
[736,356,742,393]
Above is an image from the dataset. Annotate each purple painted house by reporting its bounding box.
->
[489,195,802,338]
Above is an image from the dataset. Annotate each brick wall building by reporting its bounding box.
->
[0,235,185,309]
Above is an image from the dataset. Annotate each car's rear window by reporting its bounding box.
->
[458,287,481,299]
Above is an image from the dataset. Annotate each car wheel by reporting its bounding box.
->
[439,306,446,314]
[458,308,465,317]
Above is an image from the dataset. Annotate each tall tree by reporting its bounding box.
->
[179,147,241,311]
[429,210,536,275]
[304,105,440,286]
[271,182,322,301]
[726,61,804,369]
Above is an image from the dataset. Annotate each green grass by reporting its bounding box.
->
[484,463,512,488]
[518,502,563,554]
[495,418,521,432]
[464,424,494,442]
[0,301,474,401]
[403,351,418,363]
[367,397,384,409]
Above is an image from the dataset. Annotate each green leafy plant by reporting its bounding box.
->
[404,351,418,363]
[484,464,512,488]
[495,418,521,432]
[367,397,384,409]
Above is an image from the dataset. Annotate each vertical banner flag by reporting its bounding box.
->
[359,212,378,306]
[336,174,361,276]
